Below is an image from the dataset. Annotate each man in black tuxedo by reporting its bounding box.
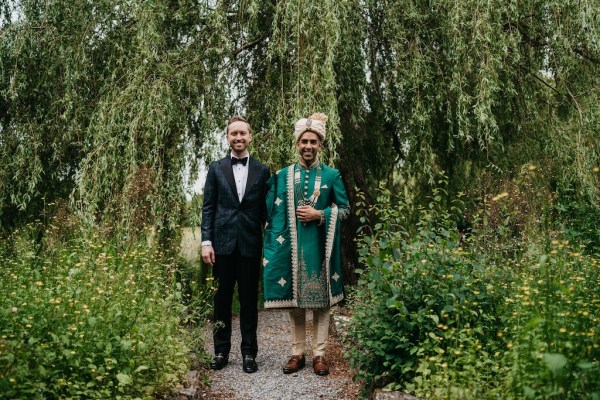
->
[201,115,270,373]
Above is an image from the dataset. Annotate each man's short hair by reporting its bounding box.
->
[227,115,252,134]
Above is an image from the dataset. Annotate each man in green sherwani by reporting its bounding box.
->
[263,112,350,376]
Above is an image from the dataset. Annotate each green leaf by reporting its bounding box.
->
[117,373,133,385]
[576,361,594,370]
[524,317,544,331]
[134,365,150,373]
[523,386,536,399]
[372,257,382,268]
[542,353,567,376]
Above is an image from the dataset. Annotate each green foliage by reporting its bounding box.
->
[1,0,599,254]
[0,0,229,234]
[465,161,600,261]
[362,0,599,190]
[502,249,600,399]
[346,186,511,397]
[465,163,556,261]
[345,185,600,399]
[175,257,215,326]
[181,194,203,228]
[0,224,198,399]
[237,0,353,167]
[555,193,600,254]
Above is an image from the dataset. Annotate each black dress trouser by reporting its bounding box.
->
[212,245,260,357]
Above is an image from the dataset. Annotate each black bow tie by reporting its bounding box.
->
[231,157,248,166]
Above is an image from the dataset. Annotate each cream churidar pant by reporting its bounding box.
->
[289,308,330,357]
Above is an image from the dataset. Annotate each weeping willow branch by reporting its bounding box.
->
[232,32,270,57]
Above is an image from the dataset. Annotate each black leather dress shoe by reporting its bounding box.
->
[242,355,258,373]
[210,353,229,370]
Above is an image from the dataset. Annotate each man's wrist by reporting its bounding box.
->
[201,240,212,247]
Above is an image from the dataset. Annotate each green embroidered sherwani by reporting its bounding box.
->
[263,161,349,309]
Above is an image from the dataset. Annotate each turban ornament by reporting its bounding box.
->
[293,113,328,141]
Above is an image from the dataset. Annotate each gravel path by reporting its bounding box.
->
[199,308,360,400]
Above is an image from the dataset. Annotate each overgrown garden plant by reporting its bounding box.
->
[345,184,599,399]
[0,221,196,399]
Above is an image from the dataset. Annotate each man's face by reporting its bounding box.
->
[227,121,252,153]
[296,131,321,165]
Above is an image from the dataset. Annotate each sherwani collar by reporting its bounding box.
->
[298,158,320,170]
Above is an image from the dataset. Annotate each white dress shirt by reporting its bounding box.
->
[232,155,249,203]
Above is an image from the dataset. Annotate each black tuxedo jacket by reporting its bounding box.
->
[201,155,270,258]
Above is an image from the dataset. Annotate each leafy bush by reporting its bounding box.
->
[0,224,196,399]
[345,186,511,397]
[175,256,215,326]
[344,184,599,399]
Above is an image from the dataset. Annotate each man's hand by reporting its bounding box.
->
[296,205,322,222]
[202,245,216,266]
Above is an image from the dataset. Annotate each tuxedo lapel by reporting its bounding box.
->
[243,158,260,200]
[219,156,238,200]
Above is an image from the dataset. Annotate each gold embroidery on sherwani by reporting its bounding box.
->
[297,249,328,308]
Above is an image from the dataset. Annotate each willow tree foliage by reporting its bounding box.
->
[203,0,599,271]
[0,0,230,238]
[196,0,599,208]
[362,0,600,202]
[1,0,598,250]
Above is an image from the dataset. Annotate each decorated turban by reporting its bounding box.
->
[293,113,328,142]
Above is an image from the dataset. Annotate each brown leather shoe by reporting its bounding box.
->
[283,355,306,374]
[312,356,329,376]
